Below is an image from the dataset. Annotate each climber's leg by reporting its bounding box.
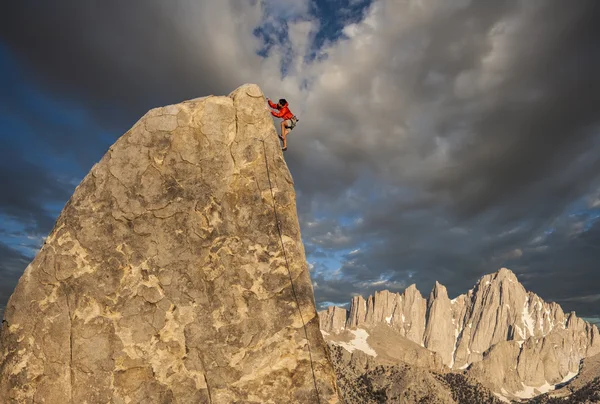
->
[281,121,290,150]
[279,121,285,141]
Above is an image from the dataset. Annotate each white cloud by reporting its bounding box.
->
[311,227,353,249]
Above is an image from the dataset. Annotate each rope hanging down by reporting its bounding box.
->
[259,139,321,404]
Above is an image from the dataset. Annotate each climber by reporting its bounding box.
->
[267,98,298,151]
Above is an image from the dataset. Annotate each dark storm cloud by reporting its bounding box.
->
[313,273,362,307]
[0,144,74,234]
[283,2,518,202]
[321,198,600,316]
[515,221,600,318]
[433,1,600,223]
[0,1,245,130]
[294,0,600,225]
[313,268,410,309]
[0,46,114,172]
[0,243,31,319]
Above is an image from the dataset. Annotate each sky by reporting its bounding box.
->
[1,0,599,326]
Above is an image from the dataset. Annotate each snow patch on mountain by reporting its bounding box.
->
[449,326,460,368]
[523,298,536,337]
[513,383,536,399]
[333,328,377,357]
[510,370,580,400]
[535,381,555,394]
[559,371,578,384]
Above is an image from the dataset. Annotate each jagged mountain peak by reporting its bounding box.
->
[318,267,600,400]
[495,266,517,279]
[430,280,448,299]
[404,283,420,294]
[474,267,520,288]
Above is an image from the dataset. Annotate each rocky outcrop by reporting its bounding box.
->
[329,345,502,404]
[346,295,367,329]
[469,313,600,399]
[0,84,340,403]
[329,345,454,404]
[342,287,428,345]
[529,377,600,404]
[423,282,455,367]
[399,285,428,344]
[320,267,600,399]
[323,323,445,371]
[319,306,348,333]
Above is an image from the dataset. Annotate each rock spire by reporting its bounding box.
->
[0,84,340,403]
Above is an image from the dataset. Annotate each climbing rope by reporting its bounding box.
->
[259,139,321,404]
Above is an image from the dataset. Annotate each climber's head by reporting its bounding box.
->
[278,99,288,108]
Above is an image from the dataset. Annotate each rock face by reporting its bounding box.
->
[341,287,428,345]
[423,282,455,367]
[319,306,348,333]
[0,84,340,403]
[530,353,600,402]
[320,268,600,399]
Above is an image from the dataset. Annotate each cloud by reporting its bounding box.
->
[0,1,267,129]
[0,143,74,234]
[290,0,600,317]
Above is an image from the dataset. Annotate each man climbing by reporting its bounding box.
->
[267,98,298,151]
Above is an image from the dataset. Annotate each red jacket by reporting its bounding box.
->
[268,100,294,120]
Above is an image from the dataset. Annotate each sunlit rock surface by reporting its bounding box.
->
[0,84,340,404]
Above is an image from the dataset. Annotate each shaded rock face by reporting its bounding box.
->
[320,268,600,398]
[0,84,340,403]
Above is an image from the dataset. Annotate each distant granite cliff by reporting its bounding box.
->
[0,84,340,403]
[320,268,600,401]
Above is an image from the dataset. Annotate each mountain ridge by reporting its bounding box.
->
[319,267,600,400]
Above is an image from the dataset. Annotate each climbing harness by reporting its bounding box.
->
[259,139,321,404]
[286,116,299,130]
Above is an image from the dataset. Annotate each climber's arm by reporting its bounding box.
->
[271,109,285,118]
